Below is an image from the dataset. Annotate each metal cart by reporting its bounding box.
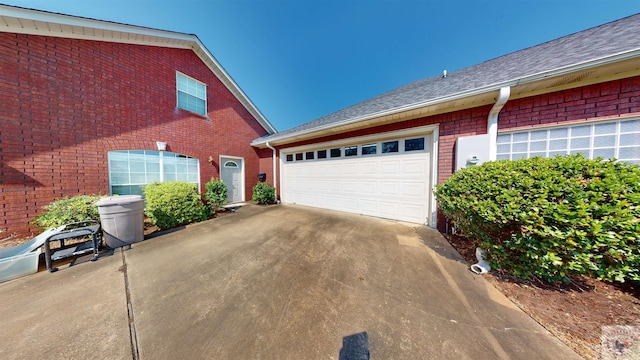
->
[43,220,102,272]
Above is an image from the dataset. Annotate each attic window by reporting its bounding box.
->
[177,72,207,115]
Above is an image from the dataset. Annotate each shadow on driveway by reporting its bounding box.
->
[0,204,581,360]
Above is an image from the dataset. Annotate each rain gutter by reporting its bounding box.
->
[488,87,511,161]
[265,142,278,203]
[251,48,640,148]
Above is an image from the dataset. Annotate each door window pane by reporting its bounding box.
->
[361,144,377,155]
[382,141,399,153]
[404,138,425,151]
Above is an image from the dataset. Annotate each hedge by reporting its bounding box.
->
[32,194,104,229]
[434,155,640,283]
[252,182,276,205]
[144,181,209,229]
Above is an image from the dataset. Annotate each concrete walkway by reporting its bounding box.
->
[0,205,582,359]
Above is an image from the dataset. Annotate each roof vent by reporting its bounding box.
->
[443,70,447,78]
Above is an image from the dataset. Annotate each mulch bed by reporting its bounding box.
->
[445,233,640,360]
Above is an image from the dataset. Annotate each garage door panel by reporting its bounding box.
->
[403,159,429,174]
[358,199,377,213]
[359,162,378,175]
[282,135,432,224]
[402,182,427,197]
[360,181,377,194]
[379,181,399,196]
[377,201,399,218]
[343,181,359,193]
[380,161,399,175]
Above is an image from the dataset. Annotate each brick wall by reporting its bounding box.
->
[500,76,640,131]
[0,33,269,240]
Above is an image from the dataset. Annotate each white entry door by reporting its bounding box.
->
[281,134,433,225]
[220,157,244,203]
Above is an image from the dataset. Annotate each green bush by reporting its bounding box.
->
[252,182,276,205]
[203,177,227,212]
[144,181,209,229]
[32,194,104,229]
[435,155,640,283]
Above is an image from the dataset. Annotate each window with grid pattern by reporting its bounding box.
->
[109,150,200,196]
[177,72,207,115]
[496,119,640,165]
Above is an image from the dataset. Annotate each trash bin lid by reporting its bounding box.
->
[96,195,144,206]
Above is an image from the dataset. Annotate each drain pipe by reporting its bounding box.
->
[470,247,491,275]
[488,87,511,161]
[265,142,278,203]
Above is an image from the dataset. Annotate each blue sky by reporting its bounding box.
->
[3,0,640,131]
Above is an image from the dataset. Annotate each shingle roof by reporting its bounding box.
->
[258,13,640,143]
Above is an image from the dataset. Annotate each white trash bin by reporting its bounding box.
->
[96,195,145,248]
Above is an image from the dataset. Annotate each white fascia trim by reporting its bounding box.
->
[0,5,194,46]
[279,125,438,154]
[253,48,640,147]
[430,126,439,228]
[191,37,277,134]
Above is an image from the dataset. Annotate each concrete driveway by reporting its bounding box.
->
[0,205,581,359]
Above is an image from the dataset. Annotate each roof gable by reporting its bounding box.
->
[0,4,277,134]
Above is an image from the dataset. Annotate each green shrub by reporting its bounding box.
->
[435,155,640,283]
[203,177,227,212]
[144,181,209,229]
[252,182,276,205]
[32,194,104,229]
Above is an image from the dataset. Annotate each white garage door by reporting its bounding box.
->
[281,134,432,224]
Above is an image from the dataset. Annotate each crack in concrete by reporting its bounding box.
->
[121,248,140,360]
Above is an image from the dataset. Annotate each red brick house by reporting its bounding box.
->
[0,5,276,239]
[252,14,640,230]
[2,5,640,240]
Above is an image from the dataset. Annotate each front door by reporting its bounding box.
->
[220,157,243,203]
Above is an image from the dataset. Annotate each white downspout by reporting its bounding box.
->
[488,87,511,161]
[265,142,277,203]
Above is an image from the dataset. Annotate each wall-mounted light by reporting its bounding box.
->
[208,156,214,164]
[156,141,167,151]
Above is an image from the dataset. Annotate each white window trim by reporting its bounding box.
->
[108,150,201,195]
[496,116,640,164]
[176,71,207,116]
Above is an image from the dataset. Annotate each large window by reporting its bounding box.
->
[108,150,200,196]
[177,72,207,115]
[496,119,640,165]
